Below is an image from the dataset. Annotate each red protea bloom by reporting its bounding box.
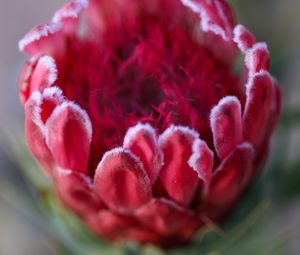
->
[19,0,281,247]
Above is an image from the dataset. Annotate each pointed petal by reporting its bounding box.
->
[136,198,196,236]
[124,123,163,185]
[52,0,88,33]
[243,71,273,147]
[19,22,64,57]
[55,169,103,215]
[204,143,254,211]
[159,126,200,206]
[233,24,256,52]
[210,96,243,160]
[45,102,92,174]
[25,92,54,175]
[188,138,214,189]
[94,148,151,214]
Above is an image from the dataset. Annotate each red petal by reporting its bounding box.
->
[94,148,151,214]
[25,92,54,176]
[19,22,64,57]
[159,126,200,207]
[245,43,270,76]
[243,71,273,147]
[210,96,243,160]
[86,210,159,244]
[136,198,196,236]
[30,56,57,91]
[188,138,214,189]
[55,170,103,215]
[45,102,92,174]
[204,143,254,210]
[233,24,256,52]
[124,123,163,185]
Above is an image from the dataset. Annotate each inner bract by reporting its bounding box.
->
[54,8,243,175]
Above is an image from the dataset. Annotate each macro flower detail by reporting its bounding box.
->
[19,0,281,247]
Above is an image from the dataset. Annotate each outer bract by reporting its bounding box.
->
[19,0,281,247]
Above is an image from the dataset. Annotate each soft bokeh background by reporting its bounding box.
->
[0,0,299,254]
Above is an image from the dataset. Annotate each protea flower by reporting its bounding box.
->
[19,0,281,247]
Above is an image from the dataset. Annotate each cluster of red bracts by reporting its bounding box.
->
[19,0,281,247]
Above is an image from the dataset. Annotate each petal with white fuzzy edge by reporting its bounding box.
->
[233,24,256,53]
[124,123,163,186]
[188,138,214,190]
[243,71,273,147]
[159,126,200,207]
[19,22,64,56]
[181,0,234,40]
[52,0,88,33]
[94,148,151,214]
[245,43,270,76]
[204,143,254,209]
[25,90,61,176]
[136,198,196,236]
[45,102,92,174]
[55,169,103,215]
[210,96,242,160]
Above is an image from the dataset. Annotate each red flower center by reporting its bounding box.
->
[54,9,243,174]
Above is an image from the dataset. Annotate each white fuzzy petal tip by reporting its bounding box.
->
[26,91,45,132]
[158,125,199,147]
[19,22,62,52]
[42,86,64,101]
[188,139,213,181]
[245,70,271,96]
[245,42,269,71]
[52,0,89,23]
[233,24,249,52]
[181,0,228,41]
[123,123,157,148]
[210,95,241,122]
[37,56,58,86]
[46,101,93,144]
[95,147,146,176]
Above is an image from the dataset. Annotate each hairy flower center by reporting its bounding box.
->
[55,14,243,175]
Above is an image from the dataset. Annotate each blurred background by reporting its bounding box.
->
[0,0,299,254]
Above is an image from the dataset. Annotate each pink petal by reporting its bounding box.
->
[188,138,214,189]
[204,143,254,210]
[19,56,38,105]
[52,0,88,33]
[233,24,256,52]
[55,169,103,215]
[123,123,163,185]
[245,43,270,76]
[94,148,151,214]
[243,71,273,147]
[30,56,57,92]
[45,102,92,174]
[19,22,64,57]
[19,56,58,105]
[210,96,243,160]
[159,126,200,207]
[136,198,196,236]
[25,92,54,176]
